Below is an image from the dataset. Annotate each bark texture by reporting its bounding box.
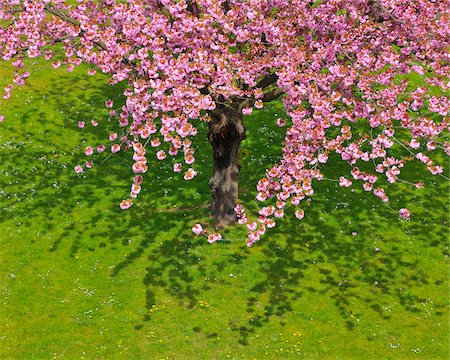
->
[208,104,246,226]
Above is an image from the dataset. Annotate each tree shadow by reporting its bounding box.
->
[1,63,447,348]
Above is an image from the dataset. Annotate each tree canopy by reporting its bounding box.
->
[1,0,448,246]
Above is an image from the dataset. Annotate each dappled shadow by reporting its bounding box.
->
[1,64,448,350]
[233,174,448,341]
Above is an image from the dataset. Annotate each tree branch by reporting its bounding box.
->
[262,87,284,102]
[256,73,278,89]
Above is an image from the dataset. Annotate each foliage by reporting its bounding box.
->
[0,1,449,243]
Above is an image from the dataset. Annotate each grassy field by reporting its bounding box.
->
[0,61,448,359]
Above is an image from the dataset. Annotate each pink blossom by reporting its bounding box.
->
[132,161,148,174]
[97,145,106,153]
[274,209,284,218]
[133,175,143,185]
[399,208,410,219]
[151,138,161,147]
[318,152,328,163]
[85,161,93,168]
[255,100,263,109]
[91,119,98,127]
[415,182,424,189]
[295,210,305,220]
[246,221,257,231]
[173,163,182,172]
[109,132,118,141]
[74,165,83,174]
[208,233,222,243]
[339,177,352,187]
[105,100,113,108]
[276,118,286,127]
[0,115,4,122]
[169,147,178,156]
[248,231,260,242]
[120,199,133,210]
[184,168,197,180]
[156,150,166,160]
[192,224,203,235]
[409,139,420,149]
[266,219,276,228]
[185,154,195,164]
[111,144,121,153]
[85,146,94,156]
[78,121,85,129]
[242,107,253,115]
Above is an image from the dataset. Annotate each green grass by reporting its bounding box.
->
[0,61,448,360]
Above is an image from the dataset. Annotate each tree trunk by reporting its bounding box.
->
[208,105,246,226]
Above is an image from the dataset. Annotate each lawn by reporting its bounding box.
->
[0,60,448,359]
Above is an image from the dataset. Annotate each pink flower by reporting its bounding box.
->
[111,144,121,153]
[399,208,410,220]
[185,154,195,164]
[246,221,257,231]
[88,68,96,76]
[274,209,284,218]
[256,192,267,202]
[74,165,83,174]
[156,150,166,160]
[151,138,161,147]
[184,168,197,180]
[91,119,98,127]
[85,161,93,168]
[133,175,143,185]
[85,146,94,156]
[339,176,352,187]
[120,199,133,210]
[132,162,148,174]
[248,231,260,242]
[426,141,436,151]
[318,152,328,163]
[276,118,286,127]
[78,121,85,129]
[169,147,178,156]
[409,139,420,149]
[242,107,253,115]
[97,144,106,153]
[105,99,113,108]
[109,132,118,141]
[295,210,305,220]
[192,224,203,235]
[173,163,182,172]
[0,115,4,122]
[266,219,276,228]
[208,233,222,243]
[131,183,141,195]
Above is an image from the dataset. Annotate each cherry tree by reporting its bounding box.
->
[0,0,448,246]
